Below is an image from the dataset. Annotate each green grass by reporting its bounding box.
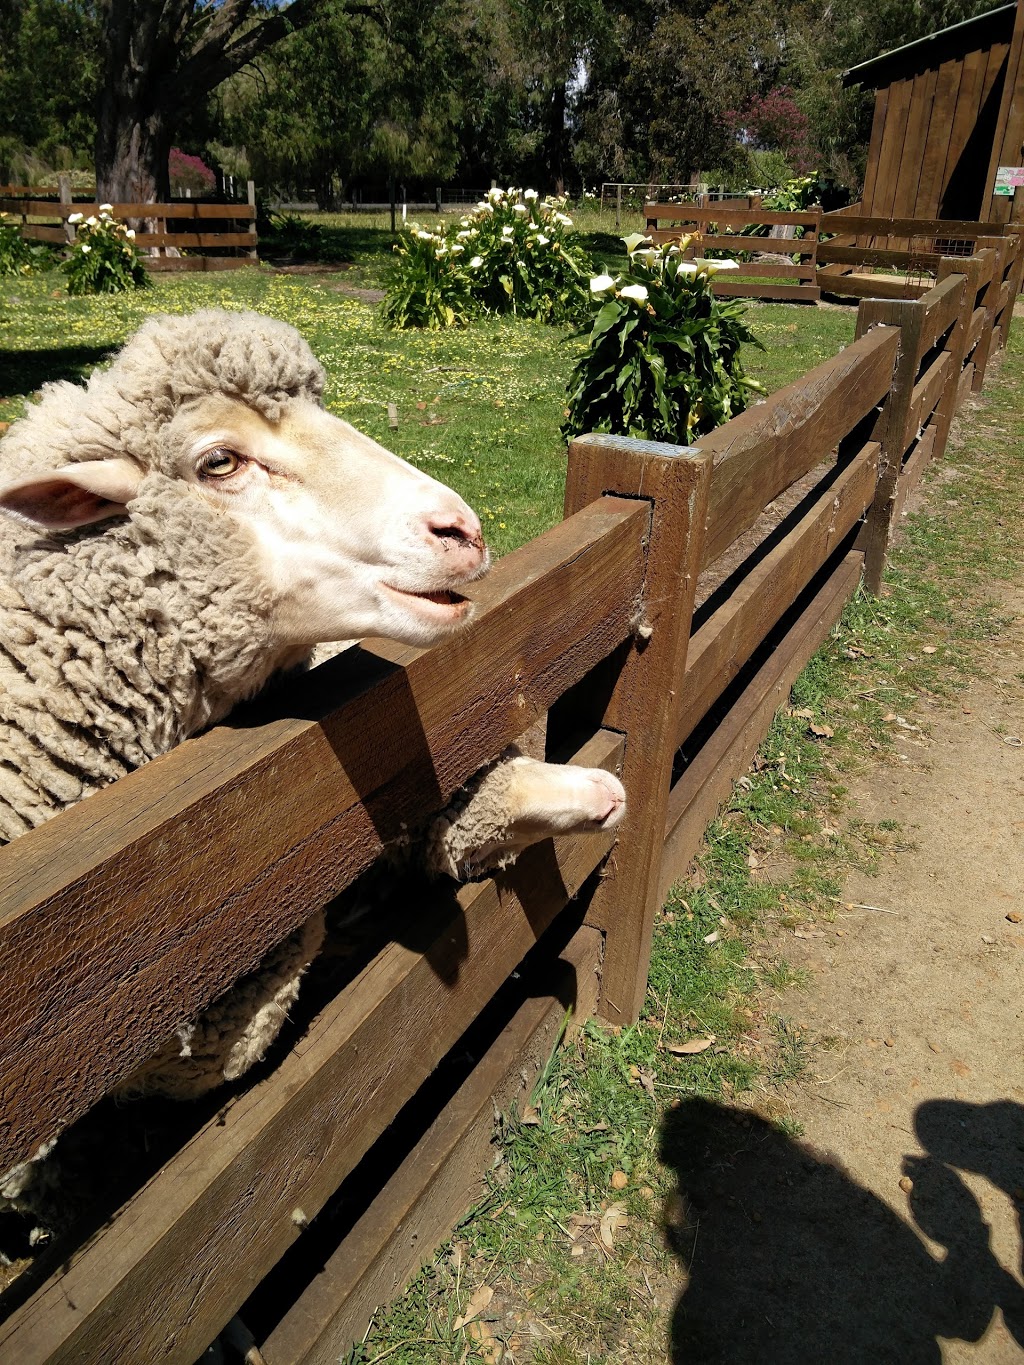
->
[0,263,854,559]
[345,326,1024,1361]
[10,252,1016,1362]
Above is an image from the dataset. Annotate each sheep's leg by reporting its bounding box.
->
[425,747,625,880]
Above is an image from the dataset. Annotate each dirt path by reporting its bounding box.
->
[666,600,1024,1359]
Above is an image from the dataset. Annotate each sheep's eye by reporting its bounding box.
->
[198,447,242,479]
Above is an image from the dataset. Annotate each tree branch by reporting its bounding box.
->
[171,0,380,106]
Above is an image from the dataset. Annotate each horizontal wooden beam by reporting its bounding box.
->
[698,326,897,567]
[892,425,938,527]
[0,200,256,220]
[645,205,821,227]
[0,731,623,1365]
[679,444,879,745]
[816,243,945,270]
[709,281,821,302]
[0,497,647,1171]
[259,923,604,1365]
[817,272,929,300]
[659,551,863,903]
[822,214,1010,238]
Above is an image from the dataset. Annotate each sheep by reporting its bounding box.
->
[0,309,625,1230]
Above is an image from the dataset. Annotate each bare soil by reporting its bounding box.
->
[667,594,1024,1361]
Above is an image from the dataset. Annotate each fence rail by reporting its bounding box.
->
[0,230,1016,1362]
[0,181,259,270]
[644,202,822,301]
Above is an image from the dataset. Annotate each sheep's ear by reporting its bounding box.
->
[0,459,143,531]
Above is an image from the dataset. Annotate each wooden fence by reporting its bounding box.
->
[0,180,258,271]
[0,253,1014,1363]
[645,202,822,301]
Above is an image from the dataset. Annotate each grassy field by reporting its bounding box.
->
[0,238,853,558]
[0,233,894,1363]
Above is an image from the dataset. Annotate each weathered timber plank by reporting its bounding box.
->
[917,274,966,358]
[891,66,939,240]
[965,305,988,356]
[563,435,711,1025]
[130,232,255,248]
[678,445,879,746]
[643,206,821,228]
[821,215,1010,241]
[892,426,938,527]
[958,363,975,405]
[0,733,623,1365]
[646,252,813,278]
[860,87,888,214]
[907,350,951,438]
[855,296,926,592]
[873,77,914,221]
[709,281,821,302]
[915,58,966,219]
[0,498,647,1172]
[816,244,945,271]
[19,225,66,243]
[659,552,863,903]
[698,327,898,568]
[260,924,604,1365]
[939,47,987,214]
[0,200,256,219]
[817,273,930,301]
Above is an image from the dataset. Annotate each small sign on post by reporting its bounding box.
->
[994,166,1024,196]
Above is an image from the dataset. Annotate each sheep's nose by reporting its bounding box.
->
[421,501,487,574]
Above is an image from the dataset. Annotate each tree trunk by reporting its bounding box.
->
[96,99,172,203]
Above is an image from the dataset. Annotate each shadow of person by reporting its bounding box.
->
[660,1099,1014,1363]
[912,1098,1024,1343]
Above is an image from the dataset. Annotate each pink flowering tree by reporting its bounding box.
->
[168,148,216,197]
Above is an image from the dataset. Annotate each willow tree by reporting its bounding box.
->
[94,0,366,201]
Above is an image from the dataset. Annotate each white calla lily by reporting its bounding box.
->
[621,232,651,254]
[695,258,740,273]
[589,273,615,293]
[469,255,483,267]
[524,188,539,201]
[619,284,648,302]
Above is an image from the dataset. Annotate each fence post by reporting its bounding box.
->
[855,298,923,594]
[57,173,74,245]
[971,241,1002,390]
[560,434,712,1026]
[246,179,258,261]
[997,189,1024,349]
[934,260,972,459]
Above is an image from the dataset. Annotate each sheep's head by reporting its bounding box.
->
[0,312,489,651]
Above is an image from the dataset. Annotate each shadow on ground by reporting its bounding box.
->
[660,1098,1024,1363]
[0,346,115,401]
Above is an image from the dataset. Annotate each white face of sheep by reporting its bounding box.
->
[0,394,489,651]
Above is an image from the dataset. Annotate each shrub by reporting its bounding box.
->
[169,148,216,197]
[381,223,477,329]
[382,188,593,329]
[562,234,764,446]
[62,207,150,296]
[0,213,47,276]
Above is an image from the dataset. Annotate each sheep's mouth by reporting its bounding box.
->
[380,581,473,622]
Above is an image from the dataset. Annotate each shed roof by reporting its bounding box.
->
[843,2,1016,88]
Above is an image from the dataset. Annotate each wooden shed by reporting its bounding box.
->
[845,0,1024,224]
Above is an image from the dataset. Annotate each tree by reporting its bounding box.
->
[221,0,469,206]
[93,0,364,201]
[0,0,99,181]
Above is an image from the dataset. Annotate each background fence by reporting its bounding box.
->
[0,179,259,271]
[0,242,1016,1362]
